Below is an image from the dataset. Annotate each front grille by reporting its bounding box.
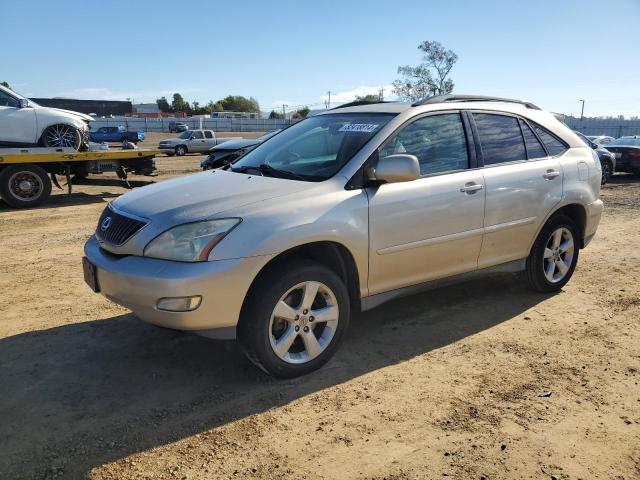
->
[96,205,147,246]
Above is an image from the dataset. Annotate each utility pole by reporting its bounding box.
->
[282,104,287,119]
[379,88,384,101]
[327,91,331,109]
[579,99,585,121]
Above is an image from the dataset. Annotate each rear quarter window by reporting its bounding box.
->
[531,123,567,156]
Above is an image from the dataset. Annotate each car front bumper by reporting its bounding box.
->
[84,235,273,338]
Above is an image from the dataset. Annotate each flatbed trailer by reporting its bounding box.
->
[0,147,159,208]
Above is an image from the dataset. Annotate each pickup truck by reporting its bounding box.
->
[90,126,145,144]
[158,129,235,156]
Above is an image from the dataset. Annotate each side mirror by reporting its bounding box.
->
[18,98,30,109]
[371,154,420,184]
[591,143,599,150]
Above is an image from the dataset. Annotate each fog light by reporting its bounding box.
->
[156,296,202,312]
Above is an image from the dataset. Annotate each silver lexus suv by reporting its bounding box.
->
[83,95,604,377]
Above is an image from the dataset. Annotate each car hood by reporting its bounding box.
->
[38,106,94,121]
[159,137,181,144]
[111,169,309,228]
[210,138,257,151]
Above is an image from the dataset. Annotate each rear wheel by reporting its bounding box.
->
[41,124,82,150]
[523,214,579,293]
[238,261,350,378]
[0,165,52,208]
[601,160,612,185]
[175,145,187,156]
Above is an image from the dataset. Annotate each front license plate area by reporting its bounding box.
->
[82,256,100,293]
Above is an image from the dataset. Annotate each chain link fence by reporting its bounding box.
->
[89,116,296,133]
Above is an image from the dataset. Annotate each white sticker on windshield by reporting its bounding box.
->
[338,123,380,133]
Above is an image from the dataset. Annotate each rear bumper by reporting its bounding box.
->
[84,236,273,336]
[584,199,604,247]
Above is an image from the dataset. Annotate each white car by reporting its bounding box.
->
[0,85,92,150]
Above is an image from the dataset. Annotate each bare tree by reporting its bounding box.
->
[392,41,458,101]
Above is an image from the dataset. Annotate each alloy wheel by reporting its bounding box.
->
[44,125,78,148]
[543,227,575,283]
[268,281,339,364]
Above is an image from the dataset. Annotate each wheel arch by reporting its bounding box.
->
[532,203,587,251]
[239,240,362,333]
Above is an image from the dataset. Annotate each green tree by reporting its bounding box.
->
[213,101,224,112]
[269,110,285,119]
[292,106,310,119]
[171,93,189,112]
[214,95,260,113]
[1,81,10,89]
[156,96,172,112]
[355,94,382,103]
[392,40,458,101]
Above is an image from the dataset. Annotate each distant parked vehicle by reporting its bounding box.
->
[575,131,616,184]
[158,129,235,156]
[587,135,614,145]
[604,137,640,175]
[168,121,188,133]
[90,126,145,144]
[201,130,281,170]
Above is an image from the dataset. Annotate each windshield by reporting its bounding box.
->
[178,131,191,139]
[231,113,395,181]
[257,129,281,141]
[0,85,40,107]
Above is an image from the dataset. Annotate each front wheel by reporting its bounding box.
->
[523,214,579,293]
[238,261,350,378]
[0,165,52,208]
[41,124,82,150]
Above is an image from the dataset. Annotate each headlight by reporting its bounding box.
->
[144,218,241,262]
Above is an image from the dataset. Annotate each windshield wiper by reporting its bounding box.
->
[257,164,307,181]
[231,163,307,181]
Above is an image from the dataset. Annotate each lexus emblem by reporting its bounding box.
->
[100,216,112,231]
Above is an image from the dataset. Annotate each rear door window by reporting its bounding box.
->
[204,131,213,139]
[473,113,526,165]
[531,123,567,156]
[192,131,204,139]
[519,119,547,159]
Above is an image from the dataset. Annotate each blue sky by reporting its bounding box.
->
[3,0,639,117]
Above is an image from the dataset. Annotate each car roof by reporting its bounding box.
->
[321,95,583,148]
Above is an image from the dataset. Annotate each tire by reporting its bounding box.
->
[601,160,612,185]
[238,260,350,378]
[523,214,579,293]
[0,165,52,208]
[175,145,187,156]
[41,124,82,150]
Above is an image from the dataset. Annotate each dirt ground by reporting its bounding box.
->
[0,155,639,479]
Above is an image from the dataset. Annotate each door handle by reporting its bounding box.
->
[543,170,560,180]
[460,183,484,193]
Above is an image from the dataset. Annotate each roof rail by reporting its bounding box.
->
[412,94,541,110]
[330,100,390,110]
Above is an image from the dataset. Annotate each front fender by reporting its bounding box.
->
[212,185,371,296]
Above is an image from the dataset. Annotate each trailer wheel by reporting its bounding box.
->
[0,165,52,208]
